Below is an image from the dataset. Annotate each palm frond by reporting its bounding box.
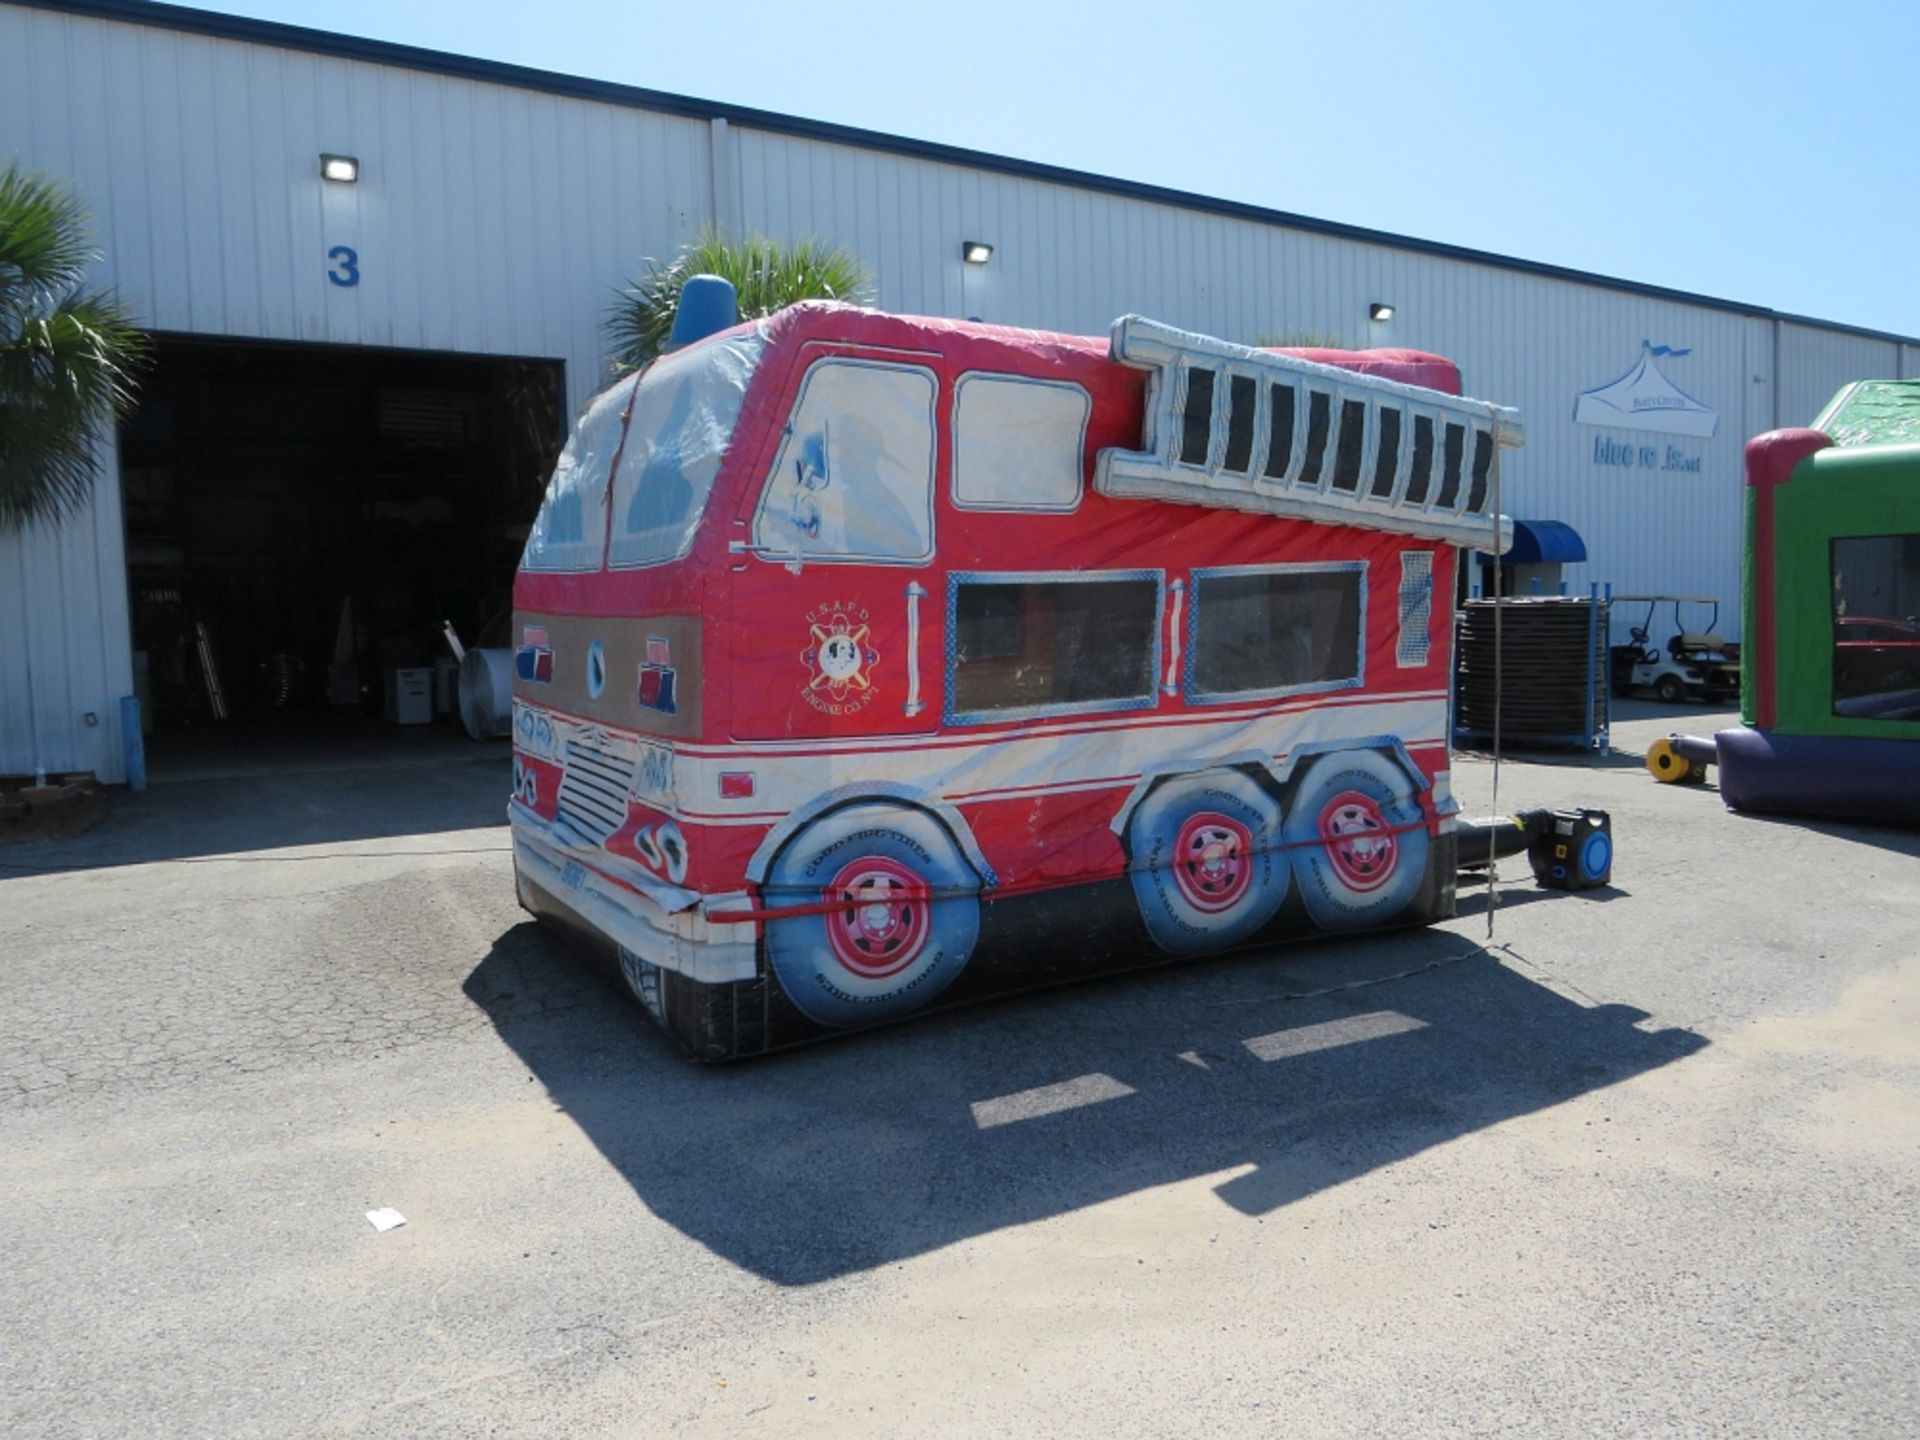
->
[605,227,871,371]
[0,163,148,532]
[0,164,93,326]
[1252,329,1354,350]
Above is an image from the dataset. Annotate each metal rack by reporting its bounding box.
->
[1452,588,1611,751]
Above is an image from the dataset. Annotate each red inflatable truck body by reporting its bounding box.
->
[510,303,1521,1058]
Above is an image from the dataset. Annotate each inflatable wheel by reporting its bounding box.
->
[1126,769,1289,955]
[1645,737,1694,784]
[763,804,981,1027]
[617,944,670,1027]
[1282,749,1431,932]
[1654,675,1685,704]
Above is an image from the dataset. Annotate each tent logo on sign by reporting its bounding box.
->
[1574,342,1718,439]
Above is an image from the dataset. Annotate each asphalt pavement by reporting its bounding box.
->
[3,702,1916,1437]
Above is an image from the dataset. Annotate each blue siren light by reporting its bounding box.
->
[668,274,740,348]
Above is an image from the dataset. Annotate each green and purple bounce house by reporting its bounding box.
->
[1648,380,1920,825]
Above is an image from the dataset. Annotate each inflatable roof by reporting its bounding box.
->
[1816,379,1920,449]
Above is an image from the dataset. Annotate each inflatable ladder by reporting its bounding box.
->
[1095,315,1523,550]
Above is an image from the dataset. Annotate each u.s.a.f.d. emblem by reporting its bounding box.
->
[801,603,878,716]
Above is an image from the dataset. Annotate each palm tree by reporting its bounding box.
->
[0,163,147,533]
[606,228,869,371]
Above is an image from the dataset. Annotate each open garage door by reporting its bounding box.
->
[119,335,564,770]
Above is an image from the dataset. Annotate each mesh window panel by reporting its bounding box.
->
[1190,569,1363,697]
[1372,408,1403,498]
[964,587,1024,658]
[1466,428,1494,512]
[1222,375,1258,473]
[1435,422,1466,508]
[1830,534,1920,723]
[1395,550,1434,668]
[1180,368,1215,466]
[1332,398,1367,492]
[1406,415,1435,504]
[1300,392,1332,487]
[1263,384,1296,478]
[953,578,1159,716]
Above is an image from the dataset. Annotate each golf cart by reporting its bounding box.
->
[1609,595,1741,703]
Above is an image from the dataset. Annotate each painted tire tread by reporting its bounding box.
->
[1126,769,1289,956]
[1282,749,1430,932]
[763,803,981,1027]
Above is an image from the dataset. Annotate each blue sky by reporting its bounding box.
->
[213,0,1920,337]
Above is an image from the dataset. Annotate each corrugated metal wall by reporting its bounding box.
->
[730,129,1778,640]
[0,4,712,396]
[1777,322,1907,427]
[0,2,715,779]
[0,429,132,784]
[2,1,1914,779]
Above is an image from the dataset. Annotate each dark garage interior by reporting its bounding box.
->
[118,336,564,760]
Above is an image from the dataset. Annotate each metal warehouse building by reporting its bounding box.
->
[4,0,1918,785]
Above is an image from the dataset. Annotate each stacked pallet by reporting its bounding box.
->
[1454,597,1610,750]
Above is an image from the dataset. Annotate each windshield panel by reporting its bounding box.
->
[521,375,634,573]
[608,329,767,569]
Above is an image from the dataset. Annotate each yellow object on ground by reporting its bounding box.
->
[1646,737,1694,784]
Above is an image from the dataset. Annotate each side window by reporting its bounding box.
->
[753,359,936,563]
[949,572,1161,723]
[1832,533,1920,723]
[951,374,1089,512]
[521,376,632,572]
[1187,564,1366,702]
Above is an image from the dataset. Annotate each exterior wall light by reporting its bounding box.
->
[1369,302,1395,322]
[962,241,994,265]
[320,154,360,184]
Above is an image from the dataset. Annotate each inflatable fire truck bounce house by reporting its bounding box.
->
[509,286,1611,1059]
[1648,380,1920,825]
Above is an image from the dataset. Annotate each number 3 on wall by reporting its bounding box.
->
[327,245,360,287]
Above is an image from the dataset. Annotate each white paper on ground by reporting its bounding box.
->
[365,1207,407,1233]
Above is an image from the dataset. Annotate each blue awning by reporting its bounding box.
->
[1505,519,1587,565]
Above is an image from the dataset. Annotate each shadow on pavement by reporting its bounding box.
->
[466,915,1705,1286]
[1610,766,1920,857]
[1726,807,1920,858]
[0,737,509,874]
[1454,883,1630,916]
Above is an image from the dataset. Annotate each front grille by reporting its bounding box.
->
[557,738,632,847]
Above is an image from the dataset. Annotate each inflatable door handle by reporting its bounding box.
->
[1163,579,1186,696]
[905,582,928,716]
